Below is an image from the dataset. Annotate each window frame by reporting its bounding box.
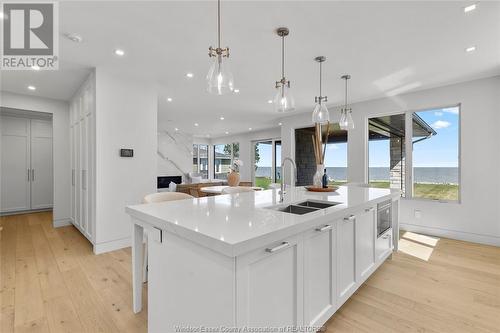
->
[251,138,281,186]
[366,104,462,204]
[212,142,239,180]
[192,143,209,179]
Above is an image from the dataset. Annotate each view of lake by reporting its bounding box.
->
[255,167,459,184]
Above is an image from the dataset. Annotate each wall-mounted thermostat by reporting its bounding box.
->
[120,149,134,157]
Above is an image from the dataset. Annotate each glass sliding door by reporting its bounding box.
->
[253,139,281,189]
[368,113,406,194]
[274,140,282,183]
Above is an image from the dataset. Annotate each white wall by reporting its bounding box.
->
[0,91,71,226]
[94,69,157,252]
[281,76,500,246]
[210,127,281,182]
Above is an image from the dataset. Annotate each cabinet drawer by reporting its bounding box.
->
[376,229,392,262]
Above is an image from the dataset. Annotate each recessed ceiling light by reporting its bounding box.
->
[64,33,83,43]
[174,127,179,131]
[220,116,225,120]
[267,100,273,104]
[206,134,210,137]
[27,85,36,91]
[464,3,476,13]
[234,89,240,93]
[465,46,476,53]
[248,127,252,131]
[186,73,194,78]
[278,122,282,126]
[225,131,229,135]
[114,49,125,56]
[194,123,199,127]
[167,97,172,102]
[31,65,40,71]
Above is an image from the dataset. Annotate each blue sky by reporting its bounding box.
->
[256,107,459,168]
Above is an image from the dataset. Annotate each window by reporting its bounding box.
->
[368,113,406,193]
[368,106,460,201]
[193,144,209,179]
[323,124,348,185]
[412,107,459,201]
[213,142,239,180]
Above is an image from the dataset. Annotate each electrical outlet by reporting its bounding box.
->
[414,209,422,219]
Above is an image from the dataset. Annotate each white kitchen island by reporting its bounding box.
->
[126,185,400,332]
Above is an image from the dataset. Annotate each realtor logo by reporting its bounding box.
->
[1,2,59,70]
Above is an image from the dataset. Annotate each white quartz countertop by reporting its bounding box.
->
[126,185,400,257]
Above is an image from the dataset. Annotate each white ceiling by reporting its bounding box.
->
[1,1,499,138]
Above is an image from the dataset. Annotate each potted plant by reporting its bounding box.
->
[227,159,243,186]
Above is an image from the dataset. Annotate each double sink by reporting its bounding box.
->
[267,200,341,215]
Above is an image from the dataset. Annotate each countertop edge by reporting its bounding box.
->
[126,190,400,258]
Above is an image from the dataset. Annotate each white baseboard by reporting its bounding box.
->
[400,223,500,247]
[53,218,72,228]
[93,237,131,254]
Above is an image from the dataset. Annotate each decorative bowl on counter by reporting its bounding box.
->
[305,185,339,192]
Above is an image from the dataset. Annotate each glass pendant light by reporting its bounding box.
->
[273,27,295,112]
[207,0,234,95]
[339,74,354,130]
[312,56,329,124]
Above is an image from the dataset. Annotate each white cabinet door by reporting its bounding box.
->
[0,116,31,212]
[74,120,81,229]
[355,207,376,283]
[376,229,393,263]
[70,124,75,223]
[303,222,336,327]
[236,235,303,327]
[80,114,93,238]
[30,119,53,209]
[336,215,356,306]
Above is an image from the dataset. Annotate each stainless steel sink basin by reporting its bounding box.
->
[266,204,319,215]
[296,200,340,209]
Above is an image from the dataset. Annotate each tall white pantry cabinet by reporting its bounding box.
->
[0,114,53,213]
[70,74,96,244]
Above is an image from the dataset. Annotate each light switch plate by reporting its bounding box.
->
[414,209,422,219]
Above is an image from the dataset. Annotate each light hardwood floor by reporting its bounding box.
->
[1,212,499,333]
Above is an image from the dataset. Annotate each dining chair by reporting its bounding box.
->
[222,187,256,194]
[141,192,194,282]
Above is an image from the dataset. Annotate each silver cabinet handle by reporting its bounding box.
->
[72,169,75,186]
[315,224,332,232]
[365,207,375,212]
[344,215,356,222]
[266,241,290,253]
[27,169,30,182]
[31,169,35,181]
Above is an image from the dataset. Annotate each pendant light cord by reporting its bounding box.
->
[281,35,285,79]
[344,77,348,109]
[319,61,322,101]
[217,0,221,49]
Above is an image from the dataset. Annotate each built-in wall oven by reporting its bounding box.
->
[377,200,392,237]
